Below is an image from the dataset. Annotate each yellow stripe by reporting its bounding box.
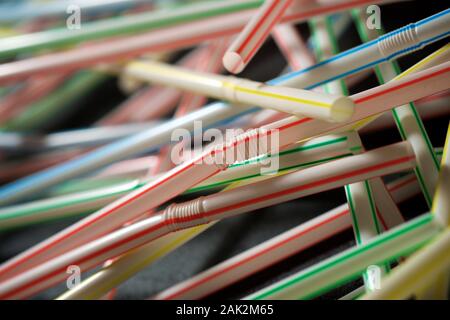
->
[82,225,209,300]
[431,122,450,217]
[369,228,450,300]
[394,43,450,80]
[128,61,222,89]
[223,81,332,109]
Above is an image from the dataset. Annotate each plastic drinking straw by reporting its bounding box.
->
[97,47,206,125]
[0,0,397,60]
[309,15,404,230]
[361,92,450,133]
[90,156,161,180]
[362,228,450,300]
[125,60,355,122]
[60,167,422,300]
[153,171,421,301]
[0,55,447,281]
[0,14,446,205]
[245,212,443,300]
[0,73,69,125]
[310,16,390,291]
[0,141,417,299]
[223,0,293,73]
[0,133,358,231]
[61,169,423,300]
[0,149,87,182]
[0,0,414,84]
[0,123,161,154]
[0,0,261,58]
[156,39,229,173]
[2,71,110,132]
[0,0,153,24]
[433,123,450,228]
[272,23,316,71]
[352,9,441,208]
[362,124,450,300]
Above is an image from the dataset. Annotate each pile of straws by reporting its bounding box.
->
[0,0,449,300]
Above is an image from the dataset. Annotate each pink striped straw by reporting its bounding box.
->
[156,39,229,173]
[97,47,207,126]
[272,23,316,71]
[223,0,293,74]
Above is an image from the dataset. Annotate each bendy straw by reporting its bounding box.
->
[124,60,355,122]
[0,141,416,299]
[351,8,441,207]
[153,170,423,300]
[61,169,423,300]
[223,0,293,73]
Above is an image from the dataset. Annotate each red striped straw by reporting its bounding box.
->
[272,23,316,71]
[223,0,293,74]
[97,46,207,126]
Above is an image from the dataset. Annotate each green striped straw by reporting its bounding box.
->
[0,0,263,59]
[0,135,358,230]
[246,213,442,300]
[351,9,440,207]
[310,16,387,291]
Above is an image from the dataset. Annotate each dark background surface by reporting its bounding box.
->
[0,0,449,299]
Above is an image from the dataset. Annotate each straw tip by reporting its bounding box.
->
[331,96,355,122]
[223,51,245,74]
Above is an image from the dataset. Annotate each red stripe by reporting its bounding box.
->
[0,221,167,299]
[2,154,413,298]
[282,0,383,23]
[388,176,416,193]
[236,0,282,53]
[354,66,450,104]
[163,209,350,299]
[241,0,293,64]
[172,155,414,224]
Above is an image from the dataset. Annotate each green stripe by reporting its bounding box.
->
[251,214,434,299]
[364,181,381,234]
[353,12,438,209]
[229,136,348,168]
[187,153,352,194]
[414,167,432,206]
[345,184,362,244]
[299,237,430,300]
